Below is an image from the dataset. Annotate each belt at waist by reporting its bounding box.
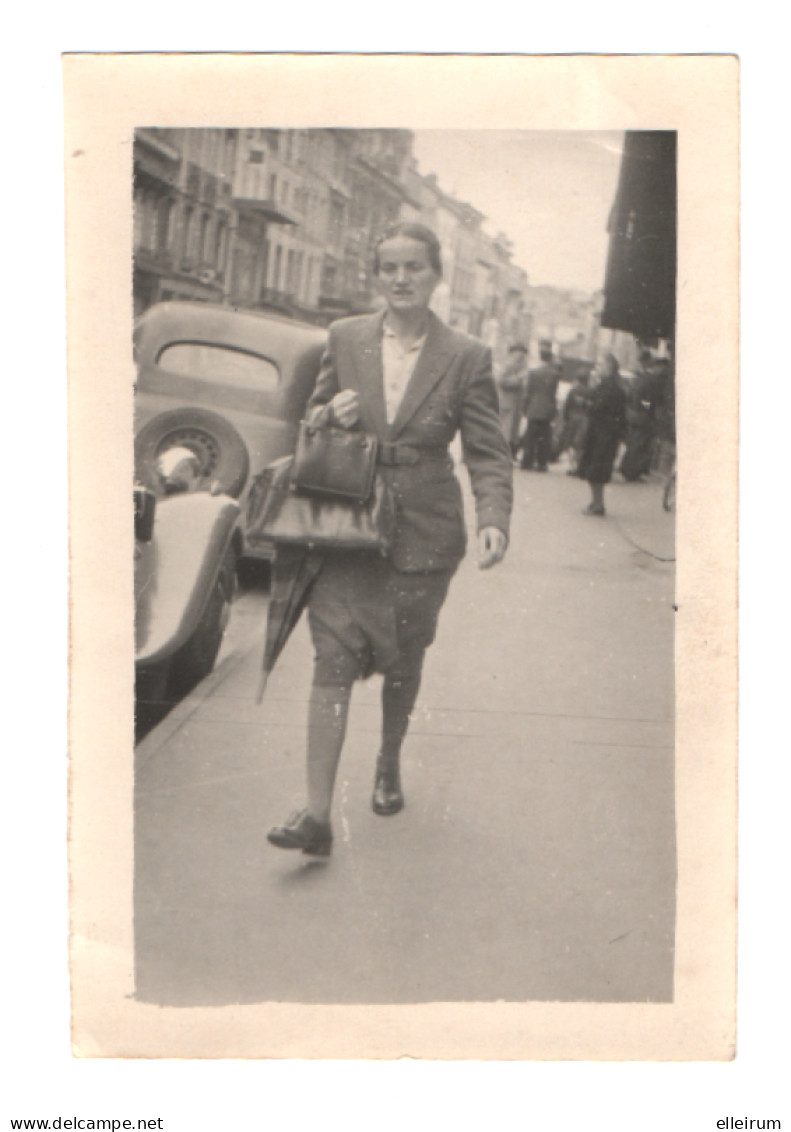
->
[377,442,449,467]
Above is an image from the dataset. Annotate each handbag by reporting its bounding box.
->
[291,420,378,504]
[245,455,396,555]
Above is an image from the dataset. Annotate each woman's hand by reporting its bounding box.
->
[477,526,508,569]
[329,389,361,430]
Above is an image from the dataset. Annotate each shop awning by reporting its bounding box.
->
[601,132,677,342]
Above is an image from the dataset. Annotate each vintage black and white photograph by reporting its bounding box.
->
[65,55,738,1061]
[131,124,677,1008]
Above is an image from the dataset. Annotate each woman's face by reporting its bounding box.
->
[376,236,440,315]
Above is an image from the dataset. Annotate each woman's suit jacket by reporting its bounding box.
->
[307,310,513,573]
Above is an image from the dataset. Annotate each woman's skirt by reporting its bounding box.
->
[578,427,621,485]
[307,550,454,686]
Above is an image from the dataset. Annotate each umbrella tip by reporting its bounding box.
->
[255,671,269,705]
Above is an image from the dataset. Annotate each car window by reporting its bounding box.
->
[157,342,279,391]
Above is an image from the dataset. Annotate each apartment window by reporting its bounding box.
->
[182,205,194,262]
[224,130,237,174]
[185,206,203,264]
[269,174,277,201]
[199,213,211,263]
[258,241,271,300]
[272,245,283,290]
[214,219,227,268]
[157,198,175,253]
[248,149,265,164]
[329,199,345,247]
[140,192,157,253]
[322,261,337,296]
[232,246,254,301]
[205,130,217,171]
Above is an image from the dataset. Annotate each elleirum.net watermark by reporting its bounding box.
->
[716,1121,781,1129]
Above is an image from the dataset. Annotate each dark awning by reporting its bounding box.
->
[601,132,677,342]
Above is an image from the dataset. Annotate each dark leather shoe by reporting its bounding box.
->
[372,758,404,815]
[267,810,333,856]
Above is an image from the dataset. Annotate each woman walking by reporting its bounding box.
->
[267,223,513,857]
[577,353,627,517]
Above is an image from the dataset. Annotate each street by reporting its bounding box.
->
[134,461,675,1007]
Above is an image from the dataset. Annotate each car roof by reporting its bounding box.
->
[134,301,327,368]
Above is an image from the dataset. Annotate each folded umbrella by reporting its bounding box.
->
[255,545,325,703]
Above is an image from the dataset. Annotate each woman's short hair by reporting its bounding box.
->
[373,222,443,277]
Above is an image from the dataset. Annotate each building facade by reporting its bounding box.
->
[134,129,236,316]
[133,128,532,359]
[524,284,600,365]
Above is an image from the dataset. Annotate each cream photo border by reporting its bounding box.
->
[65,53,738,1059]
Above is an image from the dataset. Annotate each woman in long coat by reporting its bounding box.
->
[267,223,513,857]
[577,353,627,516]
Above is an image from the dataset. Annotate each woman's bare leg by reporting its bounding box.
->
[306,681,352,824]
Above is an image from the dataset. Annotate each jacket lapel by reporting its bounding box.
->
[351,311,388,438]
[388,311,455,439]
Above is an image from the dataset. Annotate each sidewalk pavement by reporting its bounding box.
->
[134,461,675,1007]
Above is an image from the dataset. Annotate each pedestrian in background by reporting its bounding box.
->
[519,340,561,472]
[555,364,593,475]
[497,343,529,458]
[577,353,627,516]
[619,349,659,482]
[267,222,512,859]
[651,357,675,447]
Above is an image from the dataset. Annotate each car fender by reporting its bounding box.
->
[135,492,240,667]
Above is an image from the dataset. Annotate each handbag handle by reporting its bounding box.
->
[303,418,372,446]
[305,403,336,434]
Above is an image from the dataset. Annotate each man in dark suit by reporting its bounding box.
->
[519,340,561,471]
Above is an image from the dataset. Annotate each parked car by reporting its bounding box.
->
[133,301,328,560]
[134,476,240,741]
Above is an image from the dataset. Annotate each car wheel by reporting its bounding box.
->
[135,408,250,498]
[165,544,237,701]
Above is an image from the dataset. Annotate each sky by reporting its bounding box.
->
[412,130,624,295]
